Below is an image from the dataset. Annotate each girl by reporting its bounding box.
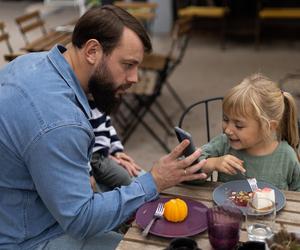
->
[201,73,300,191]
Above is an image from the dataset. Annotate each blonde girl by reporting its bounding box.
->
[201,73,300,191]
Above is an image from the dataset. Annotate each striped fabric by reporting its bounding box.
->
[89,100,124,156]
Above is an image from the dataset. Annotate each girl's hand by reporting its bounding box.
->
[207,155,245,175]
[111,152,142,177]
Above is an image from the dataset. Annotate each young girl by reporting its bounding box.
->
[201,73,300,191]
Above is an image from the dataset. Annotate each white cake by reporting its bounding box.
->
[252,187,275,210]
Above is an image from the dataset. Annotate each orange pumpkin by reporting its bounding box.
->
[164,198,188,223]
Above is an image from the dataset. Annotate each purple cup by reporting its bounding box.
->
[207,205,243,250]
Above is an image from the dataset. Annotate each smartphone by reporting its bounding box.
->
[174,126,201,170]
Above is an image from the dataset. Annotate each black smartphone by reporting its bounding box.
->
[174,126,201,169]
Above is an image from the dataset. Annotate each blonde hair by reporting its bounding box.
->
[223,73,299,159]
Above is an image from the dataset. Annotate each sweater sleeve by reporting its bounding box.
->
[200,134,229,160]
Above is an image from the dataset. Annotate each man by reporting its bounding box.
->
[0,5,206,250]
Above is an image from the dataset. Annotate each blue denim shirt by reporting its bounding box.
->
[0,45,158,250]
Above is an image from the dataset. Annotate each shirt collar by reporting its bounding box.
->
[47,45,92,118]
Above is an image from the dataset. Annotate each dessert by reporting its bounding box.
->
[252,187,275,210]
[164,198,188,223]
[229,191,253,207]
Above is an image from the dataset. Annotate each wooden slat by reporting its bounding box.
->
[15,10,40,23]
[178,6,229,18]
[114,2,157,9]
[20,20,44,33]
[22,31,71,52]
[0,33,9,42]
[260,8,300,19]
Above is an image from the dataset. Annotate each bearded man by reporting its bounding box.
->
[0,5,206,250]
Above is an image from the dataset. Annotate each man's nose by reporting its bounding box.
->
[127,68,138,83]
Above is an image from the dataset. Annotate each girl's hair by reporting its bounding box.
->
[223,73,299,159]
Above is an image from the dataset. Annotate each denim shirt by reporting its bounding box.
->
[0,45,158,250]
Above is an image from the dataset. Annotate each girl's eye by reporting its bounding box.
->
[222,116,229,122]
[235,124,244,129]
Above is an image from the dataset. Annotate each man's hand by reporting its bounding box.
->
[150,140,207,192]
[110,152,142,177]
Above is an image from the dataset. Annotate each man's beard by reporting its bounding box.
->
[88,60,121,115]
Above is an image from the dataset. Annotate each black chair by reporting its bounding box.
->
[278,71,300,119]
[178,97,224,143]
[177,96,223,182]
[255,0,300,49]
[112,17,193,153]
[175,0,229,50]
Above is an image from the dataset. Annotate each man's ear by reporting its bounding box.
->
[83,39,103,65]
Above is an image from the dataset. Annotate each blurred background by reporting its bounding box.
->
[1,0,300,171]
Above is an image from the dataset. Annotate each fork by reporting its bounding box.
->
[247,177,259,192]
[240,172,259,192]
[142,202,164,237]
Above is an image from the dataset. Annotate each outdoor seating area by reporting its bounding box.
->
[1,1,300,250]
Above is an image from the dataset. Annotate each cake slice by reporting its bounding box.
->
[252,187,275,210]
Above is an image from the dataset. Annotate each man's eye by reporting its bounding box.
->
[124,63,133,69]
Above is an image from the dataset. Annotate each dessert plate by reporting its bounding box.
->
[136,197,208,238]
[212,180,286,213]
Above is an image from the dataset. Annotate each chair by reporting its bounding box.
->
[0,21,25,62]
[278,70,300,118]
[112,17,192,153]
[255,0,300,49]
[178,97,223,181]
[15,10,72,52]
[175,0,229,49]
[114,1,158,31]
[15,10,48,45]
[178,97,224,144]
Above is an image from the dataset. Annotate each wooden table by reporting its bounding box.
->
[117,181,300,250]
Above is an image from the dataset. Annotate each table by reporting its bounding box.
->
[117,181,300,250]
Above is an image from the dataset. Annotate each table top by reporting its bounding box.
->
[117,181,300,250]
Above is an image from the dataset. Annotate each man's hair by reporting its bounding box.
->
[72,5,152,54]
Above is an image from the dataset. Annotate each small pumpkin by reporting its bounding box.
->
[164,198,188,223]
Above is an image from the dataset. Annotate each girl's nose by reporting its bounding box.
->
[224,126,233,135]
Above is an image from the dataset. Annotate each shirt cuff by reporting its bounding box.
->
[137,172,159,201]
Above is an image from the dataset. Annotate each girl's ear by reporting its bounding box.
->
[270,120,279,131]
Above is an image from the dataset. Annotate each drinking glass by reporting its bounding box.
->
[207,205,243,250]
[246,197,276,242]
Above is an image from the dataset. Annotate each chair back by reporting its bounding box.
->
[114,1,157,31]
[279,71,300,118]
[167,17,192,76]
[0,21,13,54]
[0,21,24,62]
[15,10,47,45]
[178,97,223,144]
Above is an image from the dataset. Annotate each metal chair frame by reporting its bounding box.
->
[178,96,224,143]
